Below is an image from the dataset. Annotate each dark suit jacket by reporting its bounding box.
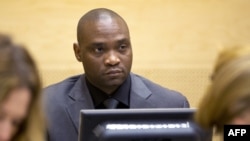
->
[43,73,189,141]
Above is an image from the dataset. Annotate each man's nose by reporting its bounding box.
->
[104,51,120,66]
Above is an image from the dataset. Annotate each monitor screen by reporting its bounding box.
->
[78,108,212,141]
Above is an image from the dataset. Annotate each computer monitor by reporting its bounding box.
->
[78,108,212,141]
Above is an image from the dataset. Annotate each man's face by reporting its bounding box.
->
[74,17,132,93]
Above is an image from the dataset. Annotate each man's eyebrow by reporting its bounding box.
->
[90,42,104,47]
[117,38,129,44]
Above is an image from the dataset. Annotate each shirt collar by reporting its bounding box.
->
[85,75,131,108]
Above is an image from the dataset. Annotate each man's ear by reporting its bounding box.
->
[73,43,82,62]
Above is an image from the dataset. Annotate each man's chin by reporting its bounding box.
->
[105,79,124,87]
[108,81,123,86]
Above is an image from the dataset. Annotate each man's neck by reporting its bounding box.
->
[98,85,120,95]
[85,78,119,95]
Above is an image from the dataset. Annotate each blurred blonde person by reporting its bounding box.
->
[195,46,250,138]
[0,34,45,141]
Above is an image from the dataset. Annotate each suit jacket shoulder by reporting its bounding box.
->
[130,73,190,108]
[44,75,82,105]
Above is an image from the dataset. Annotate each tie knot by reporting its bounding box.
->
[103,98,119,109]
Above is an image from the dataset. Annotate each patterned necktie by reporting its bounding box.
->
[103,98,119,109]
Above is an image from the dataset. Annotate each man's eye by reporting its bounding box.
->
[119,44,127,50]
[94,47,104,53]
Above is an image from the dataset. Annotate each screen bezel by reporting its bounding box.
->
[78,108,212,141]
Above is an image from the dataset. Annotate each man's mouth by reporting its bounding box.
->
[106,69,122,77]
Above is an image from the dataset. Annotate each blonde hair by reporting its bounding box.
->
[195,46,250,133]
[212,46,250,79]
[0,34,45,141]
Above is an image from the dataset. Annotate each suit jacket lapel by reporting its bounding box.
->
[129,73,154,108]
[65,75,94,133]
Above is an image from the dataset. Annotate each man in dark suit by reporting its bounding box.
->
[43,8,190,141]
